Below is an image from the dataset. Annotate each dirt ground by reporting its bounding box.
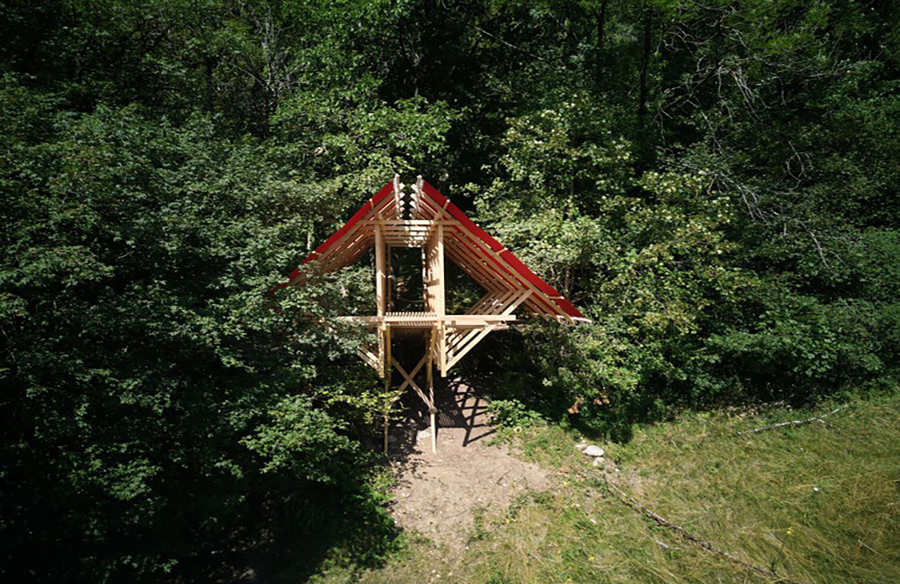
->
[384,379,552,550]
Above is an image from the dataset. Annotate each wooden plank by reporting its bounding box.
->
[316,227,371,273]
[375,223,386,371]
[446,223,573,322]
[449,290,515,345]
[446,294,525,368]
[386,244,393,313]
[300,181,394,268]
[338,314,516,324]
[443,250,506,295]
[435,214,524,292]
[374,219,461,226]
[383,324,392,454]
[358,345,381,371]
[444,239,512,292]
[303,185,402,276]
[464,292,496,315]
[446,326,495,371]
[393,174,402,216]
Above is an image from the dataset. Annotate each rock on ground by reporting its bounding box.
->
[583,445,605,457]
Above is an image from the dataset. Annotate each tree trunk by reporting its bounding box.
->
[637,8,652,121]
[595,0,608,84]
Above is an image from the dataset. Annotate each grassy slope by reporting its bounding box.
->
[318,391,900,583]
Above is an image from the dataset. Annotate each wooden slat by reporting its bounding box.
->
[413,181,575,321]
[448,290,516,349]
[447,290,532,369]
[448,290,514,347]
[444,239,511,293]
[447,290,524,356]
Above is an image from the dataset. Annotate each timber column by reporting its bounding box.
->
[375,218,388,454]
[422,176,445,452]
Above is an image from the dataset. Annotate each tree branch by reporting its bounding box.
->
[736,405,847,435]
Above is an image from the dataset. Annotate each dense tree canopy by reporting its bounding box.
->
[1,0,898,579]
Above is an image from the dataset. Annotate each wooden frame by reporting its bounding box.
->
[280,175,588,453]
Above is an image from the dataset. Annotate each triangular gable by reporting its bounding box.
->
[279,178,587,323]
[414,181,586,321]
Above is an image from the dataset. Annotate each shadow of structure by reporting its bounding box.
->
[386,373,497,459]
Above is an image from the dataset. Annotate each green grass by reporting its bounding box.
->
[316,391,900,583]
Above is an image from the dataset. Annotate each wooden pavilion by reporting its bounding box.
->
[279,176,588,452]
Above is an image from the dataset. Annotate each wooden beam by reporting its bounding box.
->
[337,314,516,325]
[375,224,386,317]
[412,184,574,321]
[447,290,518,352]
[435,223,447,376]
[427,330,436,453]
[382,325,392,455]
[447,292,516,361]
[373,219,462,226]
[444,241,512,293]
[375,223,386,373]
[446,223,574,323]
[358,344,381,371]
[446,290,532,370]
[391,355,434,411]
[393,174,402,215]
[302,186,402,277]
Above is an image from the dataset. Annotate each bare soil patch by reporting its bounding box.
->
[385,379,551,550]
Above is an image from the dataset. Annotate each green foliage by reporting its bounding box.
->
[0,74,432,580]
[486,399,544,439]
[1,0,899,579]
[470,103,755,437]
[242,395,356,481]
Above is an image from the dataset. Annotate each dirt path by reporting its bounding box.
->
[385,379,551,550]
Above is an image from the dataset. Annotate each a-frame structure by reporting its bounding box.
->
[279,176,588,453]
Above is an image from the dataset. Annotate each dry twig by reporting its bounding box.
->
[736,406,847,436]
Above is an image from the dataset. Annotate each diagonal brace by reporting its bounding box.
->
[391,355,436,413]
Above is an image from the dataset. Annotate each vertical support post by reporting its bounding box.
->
[423,211,446,376]
[383,325,392,456]
[386,245,392,313]
[383,410,389,455]
[435,222,447,376]
[375,225,386,318]
[422,246,429,310]
[393,174,402,218]
[375,223,386,379]
[427,331,436,453]
[418,175,441,451]
[375,223,393,455]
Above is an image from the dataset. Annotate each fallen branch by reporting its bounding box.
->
[582,470,784,581]
[737,406,847,436]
